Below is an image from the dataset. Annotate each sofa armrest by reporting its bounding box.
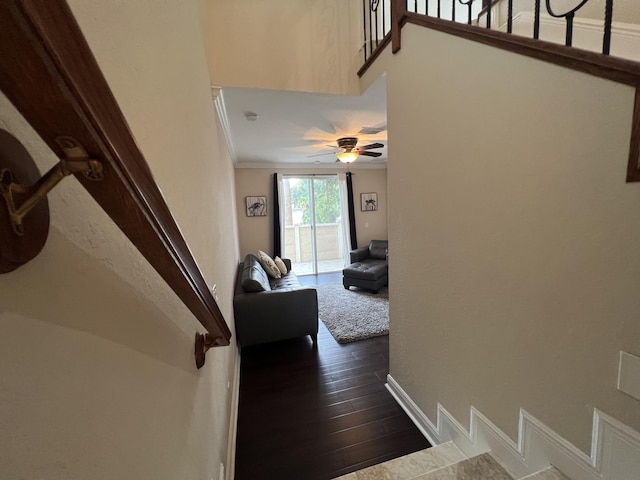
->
[349,247,369,264]
[233,287,318,347]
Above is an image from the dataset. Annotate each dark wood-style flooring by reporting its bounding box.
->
[234,272,430,480]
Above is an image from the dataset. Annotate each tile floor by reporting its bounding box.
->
[334,441,571,480]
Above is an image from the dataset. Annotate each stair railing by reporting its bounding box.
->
[359,0,640,183]
[362,0,617,64]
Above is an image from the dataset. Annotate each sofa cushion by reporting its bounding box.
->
[241,254,271,292]
[270,272,302,290]
[258,250,282,279]
[274,256,288,275]
[368,240,388,260]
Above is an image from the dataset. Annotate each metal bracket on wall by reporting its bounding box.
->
[195,333,226,369]
[0,131,103,273]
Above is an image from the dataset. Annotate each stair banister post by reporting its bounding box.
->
[391,0,406,53]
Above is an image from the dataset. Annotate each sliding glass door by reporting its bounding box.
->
[281,175,346,275]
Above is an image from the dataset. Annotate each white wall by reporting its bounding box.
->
[381,23,640,455]
[0,1,240,479]
[204,0,362,95]
[235,167,388,258]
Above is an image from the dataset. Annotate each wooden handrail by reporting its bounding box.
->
[402,12,640,85]
[0,1,231,349]
[358,32,392,77]
[362,7,640,85]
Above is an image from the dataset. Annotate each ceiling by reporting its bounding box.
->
[218,75,387,168]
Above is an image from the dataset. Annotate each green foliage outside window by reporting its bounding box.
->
[289,178,341,224]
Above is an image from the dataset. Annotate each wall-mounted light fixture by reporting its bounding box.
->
[0,130,104,273]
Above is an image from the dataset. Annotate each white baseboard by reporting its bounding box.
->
[386,374,640,480]
[225,351,241,480]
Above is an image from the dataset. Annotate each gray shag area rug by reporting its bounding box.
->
[316,283,389,343]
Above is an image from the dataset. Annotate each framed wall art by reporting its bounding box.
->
[246,196,267,217]
[361,192,377,212]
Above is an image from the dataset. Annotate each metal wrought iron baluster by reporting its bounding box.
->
[374,1,379,47]
[534,0,541,39]
[369,0,373,56]
[414,0,418,13]
[565,11,574,46]
[485,0,491,28]
[507,0,513,33]
[426,0,429,16]
[458,0,473,25]
[545,0,590,47]
[603,0,614,54]
[362,0,368,62]
[438,0,441,18]
[452,0,456,22]
[382,0,386,36]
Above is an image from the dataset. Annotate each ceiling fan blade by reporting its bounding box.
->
[359,151,382,157]
[358,125,387,135]
[358,143,384,150]
[307,151,337,158]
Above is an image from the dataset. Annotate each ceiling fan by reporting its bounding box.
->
[310,137,384,163]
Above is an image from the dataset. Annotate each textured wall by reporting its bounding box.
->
[384,23,640,454]
[235,167,388,258]
[0,1,240,478]
[204,0,362,94]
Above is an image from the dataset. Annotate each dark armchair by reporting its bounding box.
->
[342,240,388,292]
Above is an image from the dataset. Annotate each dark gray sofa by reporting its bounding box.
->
[342,240,388,292]
[233,254,318,348]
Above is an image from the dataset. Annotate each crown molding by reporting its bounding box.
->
[234,160,387,170]
[211,86,237,165]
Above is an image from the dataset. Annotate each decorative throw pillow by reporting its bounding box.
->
[274,256,288,276]
[258,250,281,279]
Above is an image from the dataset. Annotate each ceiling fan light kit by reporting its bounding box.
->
[306,136,384,163]
[337,137,359,150]
[334,137,384,163]
[337,151,358,163]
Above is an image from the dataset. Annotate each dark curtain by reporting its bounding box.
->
[346,172,357,250]
[273,173,281,258]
